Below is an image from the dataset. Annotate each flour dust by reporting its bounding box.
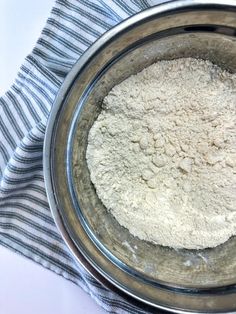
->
[86,58,236,249]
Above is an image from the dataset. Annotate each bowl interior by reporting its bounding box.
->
[71,30,236,289]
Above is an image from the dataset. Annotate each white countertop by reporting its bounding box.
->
[0,246,104,314]
[0,1,105,313]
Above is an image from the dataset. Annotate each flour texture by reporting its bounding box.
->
[86,58,236,249]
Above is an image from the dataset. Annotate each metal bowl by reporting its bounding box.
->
[44,1,236,312]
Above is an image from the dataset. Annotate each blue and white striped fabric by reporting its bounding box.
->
[0,1,167,313]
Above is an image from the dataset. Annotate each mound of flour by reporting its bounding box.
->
[86,58,236,249]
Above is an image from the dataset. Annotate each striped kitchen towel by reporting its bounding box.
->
[0,0,167,313]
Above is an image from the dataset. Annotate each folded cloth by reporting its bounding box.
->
[0,0,167,313]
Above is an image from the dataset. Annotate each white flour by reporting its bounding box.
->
[86,58,236,249]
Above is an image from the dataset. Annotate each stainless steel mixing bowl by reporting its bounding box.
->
[44,0,236,312]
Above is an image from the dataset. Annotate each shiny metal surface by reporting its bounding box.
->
[44,1,236,312]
